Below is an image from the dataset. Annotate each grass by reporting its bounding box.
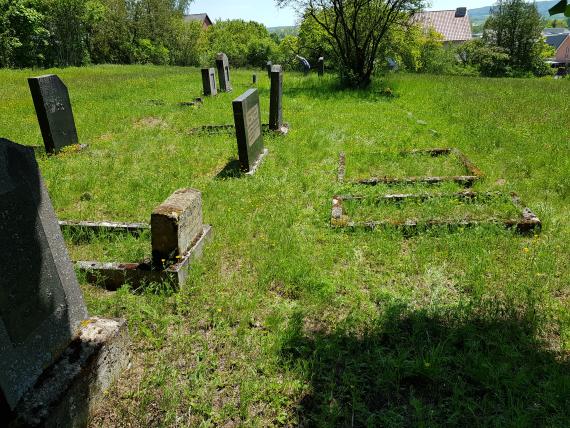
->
[1,65,569,426]
[343,150,471,180]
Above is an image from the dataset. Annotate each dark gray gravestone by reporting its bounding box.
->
[216,52,232,92]
[266,61,273,78]
[201,68,217,96]
[317,57,324,76]
[232,89,265,173]
[28,75,79,154]
[269,65,283,131]
[0,138,88,411]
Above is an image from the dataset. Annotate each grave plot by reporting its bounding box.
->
[338,148,483,186]
[331,191,541,234]
[189,64,289,136]
[64,189,212,291]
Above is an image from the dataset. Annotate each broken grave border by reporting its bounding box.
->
[331,190,541,235]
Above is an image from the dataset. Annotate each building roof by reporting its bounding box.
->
[414,9,472,42]
[184,13,213,26]
[545,34,569,50]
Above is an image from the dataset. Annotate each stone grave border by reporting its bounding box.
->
[188,123,289,136]
[76,224,212,291]
[59,191,213,290]
[330,191,541,235]
[338,148,483,187]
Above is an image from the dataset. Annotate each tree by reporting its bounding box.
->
[276,0,425,87]
[483,0,551,76]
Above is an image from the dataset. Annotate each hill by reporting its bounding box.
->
[469,0,565,22]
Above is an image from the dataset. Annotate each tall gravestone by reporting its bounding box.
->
[201,68,217,96]
[216,52,232,92]
[269,65,284,132]
[317,57,325,76]
[266,61,273,78]
[28,75,79,154]
[232,89,267,174]
[0,138,88,412]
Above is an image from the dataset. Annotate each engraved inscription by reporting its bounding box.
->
[246,103,261,146]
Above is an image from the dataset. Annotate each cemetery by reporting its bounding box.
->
[0,64,569,426]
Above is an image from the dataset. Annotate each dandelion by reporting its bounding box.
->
[217,308,222,313]
[523,247,529,253]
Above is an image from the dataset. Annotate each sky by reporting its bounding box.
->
[188,0,495,27]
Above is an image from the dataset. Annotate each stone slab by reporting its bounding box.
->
[269,65,283,132]
[317,57,324,76]
[151,188,203,266]
[201,68,217,96]
[8,317,130,428]
[266,61,272,78]
[0,138,88,411]
[28,75,79,154]
[216,52,232,92]
[232,89,265,173]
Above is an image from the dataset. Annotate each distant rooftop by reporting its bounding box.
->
[184,13,213,27]
[545,33,569,50]
[415,8,472,42]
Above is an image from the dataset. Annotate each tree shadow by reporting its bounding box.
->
[280,303,570,426]
[215,159,243,180]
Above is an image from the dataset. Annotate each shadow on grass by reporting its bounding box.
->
[280,304,570,426]
[258,76,397,102]
[215,159,243,180]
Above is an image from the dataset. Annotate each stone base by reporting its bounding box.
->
[8,318,130,428]
[245,149,269,176]
[77,225,213,291]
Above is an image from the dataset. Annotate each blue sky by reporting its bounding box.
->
[188,0,494,27]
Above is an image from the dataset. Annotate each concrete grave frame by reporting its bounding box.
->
[338,148,483,186]
[331,191,541,234]
[188,123,289,136]
[63,189,213,291]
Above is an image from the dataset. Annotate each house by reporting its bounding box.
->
[545,33,570,64]
[183,13,213,29]
[414,8,473,44]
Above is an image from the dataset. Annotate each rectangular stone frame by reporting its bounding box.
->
[338,148,483,187]
[331,191,541,234]
[75,225,213,291]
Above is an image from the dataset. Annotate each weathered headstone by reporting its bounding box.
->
[269,65,284,132]
[0,138,129,425]
[252,74,257,84]
[216,52,232,92]
[0,138,88,410]
[232,89,268,174]
[151,189,203,268]
[201,68,217,96]
[317,57,325,76]
[266,61,273,78]
[28,75,79,154]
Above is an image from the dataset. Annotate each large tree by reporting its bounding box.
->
[483,0,551,76]
[276,0,424,87]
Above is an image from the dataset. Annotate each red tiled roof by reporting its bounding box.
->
[415,10,472,42]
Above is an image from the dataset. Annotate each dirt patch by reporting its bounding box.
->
[134,117,167,129]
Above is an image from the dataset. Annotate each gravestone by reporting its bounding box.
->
[201,68,217,96]
[28,75,79,154]
[269,65,284,132]
[216,52,232,92]
[266,61,273,78]
[0,138,88,411]
[252,74,257,84]
[317,57,324,76]
[232,89,267,173]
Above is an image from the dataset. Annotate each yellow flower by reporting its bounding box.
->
[217,308,222,313]
[523,248,529,253]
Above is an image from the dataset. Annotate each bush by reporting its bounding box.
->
[133,39,170,65]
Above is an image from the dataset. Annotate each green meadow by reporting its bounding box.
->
[1,65,569,426]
